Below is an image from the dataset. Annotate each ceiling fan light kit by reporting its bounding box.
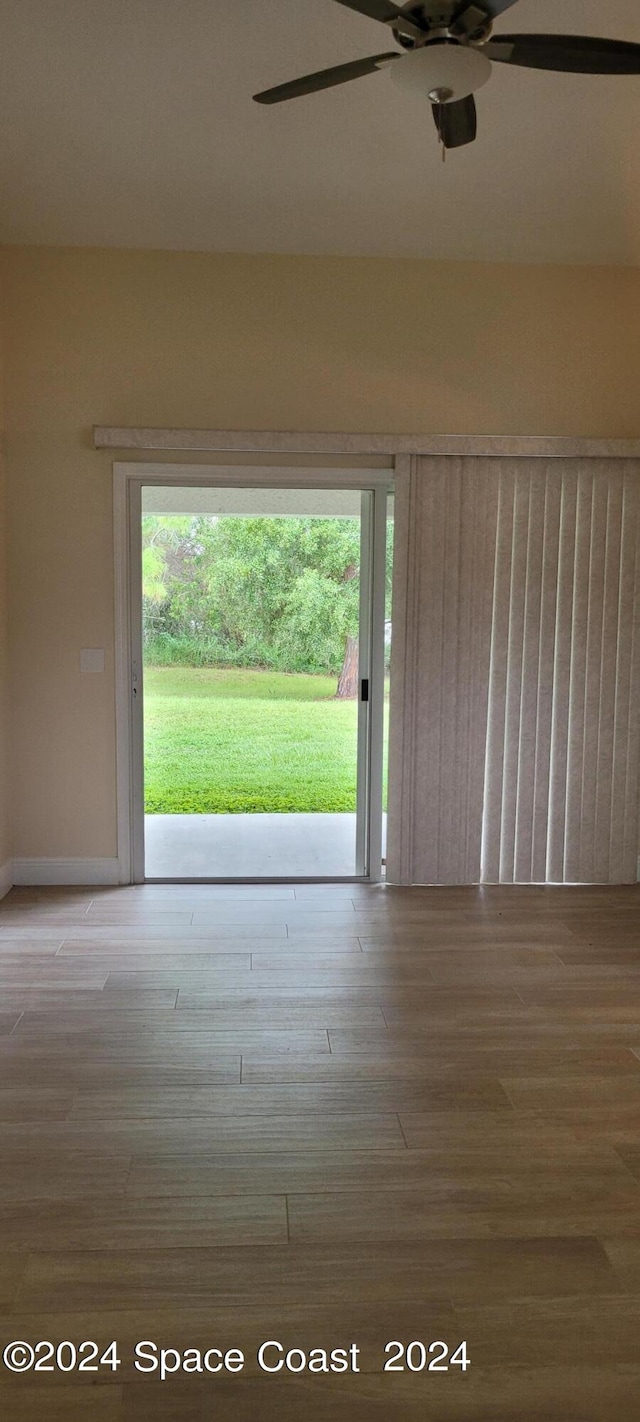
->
[253,1,640,151]
[388,39,492,103]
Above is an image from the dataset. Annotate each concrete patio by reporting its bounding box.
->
[144,812,377,878]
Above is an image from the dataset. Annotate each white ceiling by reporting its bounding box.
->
[1,1,640,263]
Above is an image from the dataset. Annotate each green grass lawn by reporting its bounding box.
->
[144,666,363,814]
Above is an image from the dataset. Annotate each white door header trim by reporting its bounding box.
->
[114,462,393,488]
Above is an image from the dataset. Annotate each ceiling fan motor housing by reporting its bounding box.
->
[392,2,493,49]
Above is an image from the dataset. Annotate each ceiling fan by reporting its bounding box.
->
[253,1,640,152]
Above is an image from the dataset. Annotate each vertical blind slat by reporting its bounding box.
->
[531,471,561,882]
[563,475,592,881]
[500,476,528,882]
[546,474,576,881]
[514,469,546,883]
[593,481,622,881]
[620,475,640,877]
[578,476,606,881]
[480,472,514,883]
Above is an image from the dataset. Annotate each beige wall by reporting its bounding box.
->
[0,467,9,873]
[1,245,640,860]
[0,312,10,873]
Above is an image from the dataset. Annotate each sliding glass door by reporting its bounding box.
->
[129,480,388,880]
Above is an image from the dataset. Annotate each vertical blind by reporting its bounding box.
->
[387,456,499,885]
[387,455,640,885]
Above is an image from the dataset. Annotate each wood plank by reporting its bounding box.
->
[13,1005,386,1031]
[396,1110,607,1151]
[455,1294,640,1367]
[287,1182,640,1241]
[501,1074,640,1111]
[0,1387,123,1422]
[173,988,407,1006]
[0,968,108,988]
[254,944,560,972]
[0,1300,457,1382]
[113,1369,640,1422]
[15,926,290,941]
[126,1150,516,1200]
[68,1079,512,1119]
[80,953,254,972]
[126,1144,631,1198]
[0,1089,76,1121]
[0,1059,241,1088]
[0,1152,132,1201]
[0,989,179,1011]
[0,1015,25,1035]
[0,1256,30,1309]
[242,1045,640,1083]
[602,1238,640,1285]
[0,1113,407,1155]
[0,1029,330,1061]
[104,966,253,989]
[168,987,524,1012]
[0,1195,287,1251]
[16,1238,614,1312]
[329,1021,640,1051]
[128,886,297,900]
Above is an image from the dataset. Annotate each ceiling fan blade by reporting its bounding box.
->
[333,0,412,22]
[253,52,398,104]
[485,33,640,75]
[452,0,520,25]
[333,0,428,40]
[432,94,477,148]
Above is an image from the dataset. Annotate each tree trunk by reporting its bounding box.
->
[336,635,359,699]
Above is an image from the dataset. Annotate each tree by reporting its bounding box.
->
[180,516,362,687]
[141,516,192,604]
[140,513,393,695]
[142,542,168,604]
[335,560,360,699]
[336,635,359,698]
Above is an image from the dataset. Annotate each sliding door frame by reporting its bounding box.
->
[108,432,640,889]
[356,488,388,879]
[113,461,392,884]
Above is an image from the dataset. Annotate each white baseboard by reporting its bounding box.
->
[0,859,13,900]
[12,858,120,886]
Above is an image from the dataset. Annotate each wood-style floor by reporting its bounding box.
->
[0,882,639,1420]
